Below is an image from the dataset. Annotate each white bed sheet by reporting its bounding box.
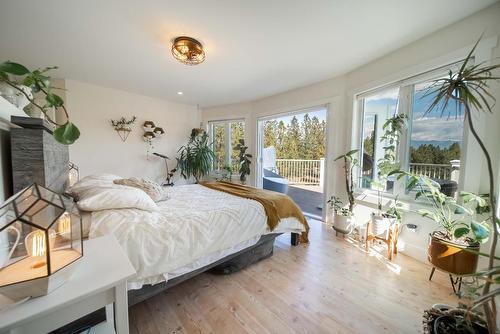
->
[88,184,304,289]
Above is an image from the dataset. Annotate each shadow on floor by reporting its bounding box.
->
[287,185,323,218]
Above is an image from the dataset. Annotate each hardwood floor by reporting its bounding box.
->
[129,220,457,334]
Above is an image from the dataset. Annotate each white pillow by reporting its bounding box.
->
[77,186,158,212]
[68,174,122,200]
[113,178,170,202]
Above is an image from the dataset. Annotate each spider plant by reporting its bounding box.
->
[177,129,215,183]
[422,36,500,332]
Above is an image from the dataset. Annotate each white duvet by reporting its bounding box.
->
[88,184,304,289]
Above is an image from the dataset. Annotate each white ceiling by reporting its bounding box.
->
[0,0,496,107]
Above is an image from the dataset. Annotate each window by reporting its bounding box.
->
[408,81,463,194]
[209,120,245,172]
[357,73,465,198]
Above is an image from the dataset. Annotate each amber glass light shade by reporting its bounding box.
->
[172,36,205,65]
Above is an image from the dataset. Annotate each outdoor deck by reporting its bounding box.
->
[287,185,323,218]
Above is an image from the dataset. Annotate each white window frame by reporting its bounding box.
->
[208,119,245,172]
[354,62,467,202]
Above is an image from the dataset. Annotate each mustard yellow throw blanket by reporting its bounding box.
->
[200,181,309,243]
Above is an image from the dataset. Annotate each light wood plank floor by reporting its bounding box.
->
[129,220,457,334]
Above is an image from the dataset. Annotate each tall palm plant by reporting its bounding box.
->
[425,37,500,332]
[177,129,215,183]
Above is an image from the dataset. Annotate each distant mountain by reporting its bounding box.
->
[410,140,461,149]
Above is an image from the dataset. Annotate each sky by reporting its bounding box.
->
[363,83,464,146]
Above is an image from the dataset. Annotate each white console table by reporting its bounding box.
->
[0,235,136,334]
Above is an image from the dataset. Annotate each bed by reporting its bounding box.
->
[70,174,306,305]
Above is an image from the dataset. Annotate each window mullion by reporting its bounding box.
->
[225,123,232,167]
[395,84,413,196]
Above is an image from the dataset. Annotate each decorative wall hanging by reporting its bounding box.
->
[110,116,137,142]
[143,121,165,158]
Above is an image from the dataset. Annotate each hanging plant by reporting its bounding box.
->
[0,61,80,145]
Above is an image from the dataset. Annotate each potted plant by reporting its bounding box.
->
[235,139,252,184]
[369,113,407,236]
[177,128,215,183]
[0,61,79,144]
[392,171,490,276]
[408,37,500,333]
[329,149,359,234]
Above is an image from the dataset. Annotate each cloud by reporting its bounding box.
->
[366,88,399,101]
[411,117,463,141]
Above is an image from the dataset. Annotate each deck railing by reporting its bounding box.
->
[275,159,324,185]
[409,163,452,180]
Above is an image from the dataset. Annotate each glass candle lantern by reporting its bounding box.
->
[0,184,83,300]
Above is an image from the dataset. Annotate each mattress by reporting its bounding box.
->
[88,184,304,289]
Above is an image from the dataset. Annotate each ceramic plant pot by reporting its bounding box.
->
[370,213,396,237]
[427,231,479,275]
[332,213,355,234]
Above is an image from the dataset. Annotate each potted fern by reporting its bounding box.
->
[177,128,215,183]
[329,149,359,234]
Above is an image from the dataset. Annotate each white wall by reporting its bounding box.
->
[65,80,199,183]
[201,2,500,263]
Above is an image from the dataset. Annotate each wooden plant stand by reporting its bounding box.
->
[365,221,400,261]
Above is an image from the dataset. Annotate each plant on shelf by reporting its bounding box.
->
[329,149,358,234]
[369,113,407,237]
[110,116,136,142]
[0,61,80,144]
[176,128,215,183]
[410,37,499,333]
[235,139,252,184]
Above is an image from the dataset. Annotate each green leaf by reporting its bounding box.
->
[53,122,80,145]
[470,221,489,243]
[454,227,470,239]
[0,61,30,75]
[45,93,64,107]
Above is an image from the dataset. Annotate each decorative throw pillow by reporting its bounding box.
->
[76,186,159,212]
[113,178,170,202]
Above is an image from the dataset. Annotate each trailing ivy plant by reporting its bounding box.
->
[177,128,215,183]
[0,61,80,144]
[370,113,407,212]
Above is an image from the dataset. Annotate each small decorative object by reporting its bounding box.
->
[68,162,79,187]
[171,36,206,65]
[153,127,165,137]
[0,61,80,145]
[143,121,155,132]
[329,149,359,235]
[235,139,252,185]
[110,116,137,142]
[153,152,176,186]
[143,122,164,158]
[0,184,83,300]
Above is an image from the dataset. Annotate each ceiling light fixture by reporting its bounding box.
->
[177,91,183,95]
[171,36,205,65]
